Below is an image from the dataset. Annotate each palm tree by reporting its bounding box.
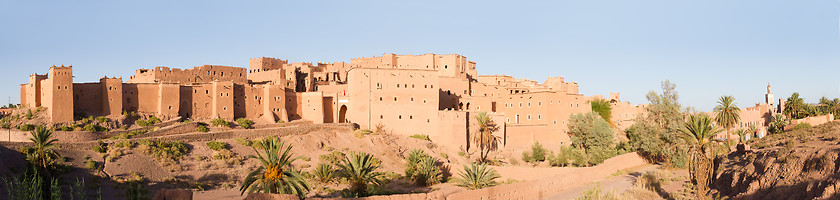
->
[785,92,806,119]
[26,126,60,170]
[713,95,740,146]
[240,137,310,198]
[769,114,788,134]
[681,114,722,200]
[472,112,500,163]
[454,163,501,190]
[336,152,384,197]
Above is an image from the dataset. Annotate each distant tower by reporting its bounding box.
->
[766,83,775,113]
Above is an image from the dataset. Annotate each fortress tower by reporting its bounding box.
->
[47,66,74,123]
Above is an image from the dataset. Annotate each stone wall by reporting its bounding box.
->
[786,114,835,131]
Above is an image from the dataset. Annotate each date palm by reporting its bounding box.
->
[336,152,384,197]
[713,95,739,146]
[681,114,721,200]
[769,114,788,134]
[785,92,806,119]
[472,112,500,164]
[454,163,501,190]
[240,137,310,198]
[25,126,60,170]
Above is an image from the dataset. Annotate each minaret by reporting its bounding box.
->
[766,84,775,113]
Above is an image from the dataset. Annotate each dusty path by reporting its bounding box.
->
[542,164,659,200]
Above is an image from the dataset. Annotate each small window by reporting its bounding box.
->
[538,115,541,120]
[527,115,531,120]
[396,84,400,88]
[394,97,397,102]
[398,115,402,119]
[380,115,383,119]
[380,97,383,101]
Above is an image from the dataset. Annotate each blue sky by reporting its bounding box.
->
[1,0,838,111]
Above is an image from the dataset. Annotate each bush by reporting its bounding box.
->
[139,139,190,161]
[93,140,108,153]
[85,159,97,170]
[235,138,252,146]
[210,118,230,127]
[122,110,139,118]
[521,142,547,163]
[58,125,74,131]
[549,147,571,167]
[569,148,587,167]
[206,141,228,151]
[136,116,161,127]
[96,116,109,123]
[25,109,33,120]
[454,163,500,190]
[404,149,442,186]
[197,124,209,132]
[793,123,811,131]
[18,124,34,131]
[235,118,254,129]
[84,124,106,132]
[409,134,431,141]
[114,140,135,148]
[320,151,346,166]
[313,163,336,183]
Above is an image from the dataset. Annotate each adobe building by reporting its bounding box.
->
[19,53,647,149]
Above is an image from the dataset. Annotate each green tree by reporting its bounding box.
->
[680,114,722,200]
[589,99,613,127]
[453,163,500,190]
[627,80,689,168]
[24,126,60,170]
[568,112,615,165]
[239,138,310,198]
[784,92,806,119]
[713,95,740,145]
[769,114,788,134]
[472,112,500,164]
[336,152,384,197]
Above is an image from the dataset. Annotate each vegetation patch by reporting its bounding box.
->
[210,118,230,127]
[236,118,254,129]
[409,134,431,141]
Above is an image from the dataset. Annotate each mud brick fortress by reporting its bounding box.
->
[20,53,651,148]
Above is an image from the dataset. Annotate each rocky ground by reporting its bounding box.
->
[713,121,840,199]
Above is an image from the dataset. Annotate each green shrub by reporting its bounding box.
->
[84,123,106,132]
[235,138,252,146]
[319,151,346,166]
[409,134,431,141]
[96,116,109,123]
[569,148,587,167]
[25,109,33,120]
[206,141,228,151]
[197,124,209,132]
[114,140,135,148]
[793,123,811,131]
[59,125,74,131]
[313,163,336,183]
[210,118,230,127]
[18,124,34,131]
[85,159,97,170]
[139,139,189,161]
[549,146,571,167]
[122,110,138,118]
[235,118,254,129]
[92,140,107,153]
[412,157,442,186]
[277,120,285,123]
[453,163,500,190]
[136,116,161,127]
[521,151,533,163]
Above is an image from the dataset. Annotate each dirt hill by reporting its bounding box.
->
[712,121,840,199]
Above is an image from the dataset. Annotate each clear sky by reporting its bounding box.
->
[1,0,838,111]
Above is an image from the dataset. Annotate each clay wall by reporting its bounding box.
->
[158,84,180,117]
[23,74,47,108]
[438,76,471,110]
[128,65,247,84]
[301,92,325,123]
[285,91,302,121]
[788,114,835,130]
[19,84,25,108]
[211,81,234,120]
[248,69,286,85]
[248,57,287,72]
[611,101,646,131]
[346,68,440,136]
[100,78,123,115]
[737,104,770,130]
[73,83,102,115]
[47,66,74,122]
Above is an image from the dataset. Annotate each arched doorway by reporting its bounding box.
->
[338,105,348,123]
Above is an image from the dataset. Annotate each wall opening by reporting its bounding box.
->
[338,105,347,123]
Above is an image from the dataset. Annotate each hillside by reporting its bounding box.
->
[712,121,840,199]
